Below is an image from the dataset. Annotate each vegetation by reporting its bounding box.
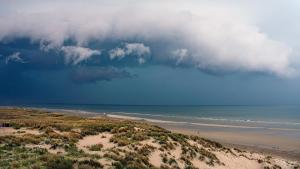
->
[46,156,73,169]
[78,159,103,169]
[88,143,103,151]
[0,108,297,169]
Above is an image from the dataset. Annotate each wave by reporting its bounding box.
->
[107,113,300,131]
[194,117,300,125]
[108,111,300,126]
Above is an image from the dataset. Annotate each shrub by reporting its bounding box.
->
[198,147,220,164]
[138,145,155,156]
[184,165,199,169]
[157,135,168,145]
[52,124,72,132]
[81,128,98,136]
[78,159,103,169]
[110,135,131,146]
[168,158,177,165]
[162,156,168,163]
[109,151,153,169]
[132,133,149,141]
[88,143,103,151]
[11,123,22,129]
[64,143,85,157]
[46,156,73,169]
[169,133,187,143]
[200,138,223,149]
[112,162,124,169]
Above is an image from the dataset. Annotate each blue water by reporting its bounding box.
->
[13,104,300,131]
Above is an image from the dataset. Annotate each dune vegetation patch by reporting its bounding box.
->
[0,108,299,169]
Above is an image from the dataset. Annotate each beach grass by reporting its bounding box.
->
[0,108,299,169]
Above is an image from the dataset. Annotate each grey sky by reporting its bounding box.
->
[0,0,299,105]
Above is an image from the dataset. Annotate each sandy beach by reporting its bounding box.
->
[155,123,300,161]
[102,113,300,161]
[1,108,299,169]
[52,109,300,161]
[29,108,300,160]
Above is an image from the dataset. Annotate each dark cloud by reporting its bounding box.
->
[0,39,140,87]
[0,0,295,77]
[69,67,134,84]
[0,0,299,105]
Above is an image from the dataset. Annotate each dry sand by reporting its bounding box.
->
[77,132,115,152]
[0,127,41,136]
[157,123,300,162]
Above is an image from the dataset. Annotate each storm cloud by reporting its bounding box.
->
[0,0,296,77]
[1,0,300,105]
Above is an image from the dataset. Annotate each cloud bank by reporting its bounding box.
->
[0,0,296,78]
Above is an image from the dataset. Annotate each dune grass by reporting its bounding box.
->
[0,108,298,169]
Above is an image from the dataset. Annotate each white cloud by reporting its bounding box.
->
[109,48,126,60]
[5,52,25,64]
[61,46,101,65]
[124,43,150,57]
[172,49,188,65]
[0,0,296,76]
[138,58,146,64]
[109,43,150,64]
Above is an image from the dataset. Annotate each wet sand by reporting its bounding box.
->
[154,122,300,161]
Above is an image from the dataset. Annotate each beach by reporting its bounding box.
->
[154,122,300,161]
[1,107,299,169]
[103,113,300,161]
[7,105,300,161]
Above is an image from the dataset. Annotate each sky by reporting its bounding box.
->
[0,0,300,105]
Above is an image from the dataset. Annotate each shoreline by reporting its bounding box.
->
[4,107,300,161]
[1,107,299,168]
[157,124,300,162]
[103,114,300,161]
